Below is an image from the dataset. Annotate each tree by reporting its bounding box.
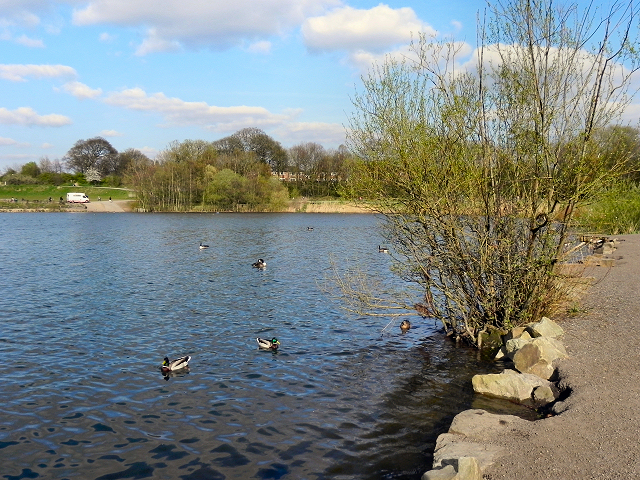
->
[118,149,151,176]
[64,137,118,175]
[85,167,102,184]
[21,161,41,178]
[289,142,326,176]
[592,126,640,183]
[345,0,640,346]
[230,128,289,171]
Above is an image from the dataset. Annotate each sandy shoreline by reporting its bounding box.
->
[0,199,371,214]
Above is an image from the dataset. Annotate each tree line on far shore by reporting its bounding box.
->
[0,127,358,212]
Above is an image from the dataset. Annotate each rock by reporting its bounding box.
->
[502,326,528,342]
[421,458,483,480]
[433,433,502,471]
[533,384,558,405]
[424,410,532,479]
[421,464,457,480]
[494,346,507,360]
[472,369,558,406]
[457,456,482,480]
[447,409,531,440]
[512,336,568,380]
[504,333,532,358]
[526,316,564,338]
[584,254,616,267]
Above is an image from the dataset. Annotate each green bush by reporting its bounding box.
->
[576,182,640,234]
[4,174,38,185]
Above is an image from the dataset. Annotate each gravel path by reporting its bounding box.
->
[484,234,640,479]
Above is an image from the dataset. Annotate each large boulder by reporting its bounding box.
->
[512,336,568,380]
[471,369,559,407]
[526,316,564,338]
[504,332,532,358]
[495,330,532,360]
[422,464,456,480]
[423,410,531,480]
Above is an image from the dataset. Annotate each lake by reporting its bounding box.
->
[0,212,512,480]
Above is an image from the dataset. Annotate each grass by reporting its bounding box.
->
[0,184,135,202]
[575,183,640,235]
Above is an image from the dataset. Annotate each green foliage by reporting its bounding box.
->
[21,161,41,178]
[3,173,38,185]
[204,168,289,211]
[576,182,640,234]
[36,172,68,185]
[345,0,640,346]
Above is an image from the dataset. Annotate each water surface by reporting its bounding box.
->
[0,213,510,479]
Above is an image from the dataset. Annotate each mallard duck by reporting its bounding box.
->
[257,337,280,350]
[400,320,411,332]
[161,355,191,373]
[252,258,266,268]
[199,242,209,249]
[379,245,389,253]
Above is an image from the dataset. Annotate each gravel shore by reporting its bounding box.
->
[484,234,640,480]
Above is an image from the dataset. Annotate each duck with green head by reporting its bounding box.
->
[257,337,280,350]
[161,355,191,373]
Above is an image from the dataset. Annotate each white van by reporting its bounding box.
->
[67,192,90,203]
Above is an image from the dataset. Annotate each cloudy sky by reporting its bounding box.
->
[0,0,634,172]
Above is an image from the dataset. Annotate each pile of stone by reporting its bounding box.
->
[421,317,568,480]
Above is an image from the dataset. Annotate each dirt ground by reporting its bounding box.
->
[484,234,640,480]
[85,200,133,212]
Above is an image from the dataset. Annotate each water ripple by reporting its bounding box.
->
[0,213,520,479]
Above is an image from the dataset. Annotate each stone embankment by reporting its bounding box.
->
[422,236,635,480]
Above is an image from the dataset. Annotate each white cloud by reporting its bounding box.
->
[100,129,122,137]
[0,7,41,28]
[72,0,341,53]
[134,28,181,55]
[0,64,77,82]
[274,121,346,147]
[103,87,297,131]
[0,107,72,127]
[99,31,116,42]
[246,40,272,54]
[0,136,18,146]
[61,81,102,99]
[15,33,44,47]
[138,146,159,158]
[450,20,463,33]
[302,4,436,53]
[41,142,54,148]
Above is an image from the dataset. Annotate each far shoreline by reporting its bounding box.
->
[0,199,373,214]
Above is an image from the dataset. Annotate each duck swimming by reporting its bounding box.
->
[199,242,209,249]
[252,258,266,268]
[257,337,280,350]
[161,355,191,373]
[378,245,389,253]
[400,320,411,332]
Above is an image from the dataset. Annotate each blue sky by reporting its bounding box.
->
[0,0,636,172]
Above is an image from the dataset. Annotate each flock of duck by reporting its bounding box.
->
[161,236,401,377]
[161,337,280,376]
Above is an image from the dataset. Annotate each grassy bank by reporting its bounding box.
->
[0,185,134,202]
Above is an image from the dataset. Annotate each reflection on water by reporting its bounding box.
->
[0,213,517,479]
